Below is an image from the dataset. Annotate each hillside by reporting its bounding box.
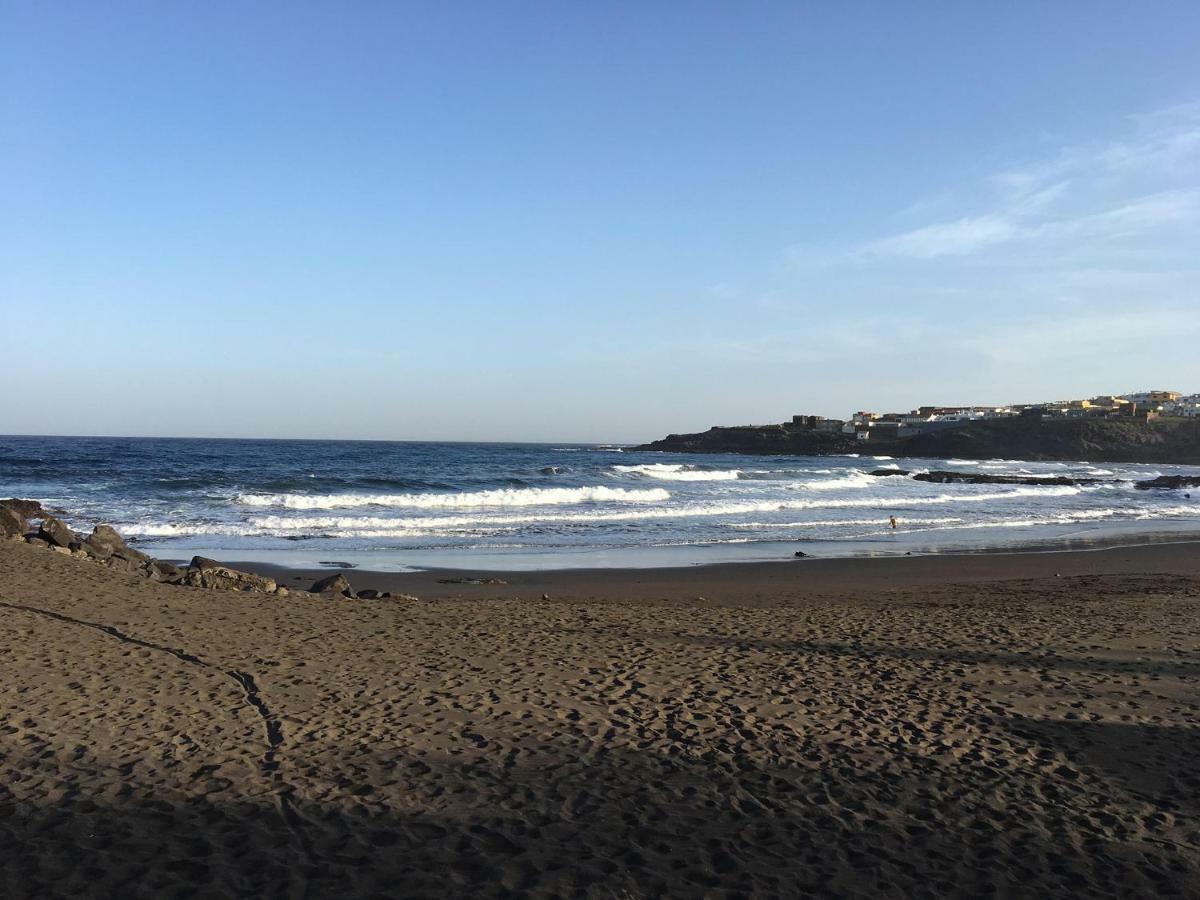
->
[635,417,1200,464]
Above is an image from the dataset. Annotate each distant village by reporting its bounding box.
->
[791,389,1200,444]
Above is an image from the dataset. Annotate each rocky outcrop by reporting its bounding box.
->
[637,417,1200,465]
[913,471,1101,486]
[637,425,855,456]
[1,499,49,520]
[870,469,910,477]
[13,510,419,602]
[1135,475,1200,490]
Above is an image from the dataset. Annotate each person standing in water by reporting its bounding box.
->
[889,516,898,531]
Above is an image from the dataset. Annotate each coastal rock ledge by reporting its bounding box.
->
[0,499,417,602]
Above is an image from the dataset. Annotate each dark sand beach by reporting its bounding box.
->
[2,538,1200,898]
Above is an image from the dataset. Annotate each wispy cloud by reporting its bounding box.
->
[861,103,1200,260]
[866,215,1018,259]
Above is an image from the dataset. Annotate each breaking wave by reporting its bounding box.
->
[792,470,878,490]
[233,485,671,510]
[613,463,741,482]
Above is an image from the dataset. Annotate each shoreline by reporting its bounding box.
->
[222,538,1200,602]
[151,522,1200,579]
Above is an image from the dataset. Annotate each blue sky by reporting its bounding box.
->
[3,2,1199,441]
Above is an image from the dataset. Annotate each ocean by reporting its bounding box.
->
[2,435,1199,570]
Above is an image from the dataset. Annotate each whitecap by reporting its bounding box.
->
[233,485,670,510]
[613,463,741,482]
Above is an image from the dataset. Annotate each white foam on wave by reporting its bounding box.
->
[792,470,878,491]
[233,485,670,510]
[124,520,515,539]
[128,497,1199,540]
[731,516,966,529]
[117,487,1195,542]
[137,484,1091,539]
[613,463,741,482]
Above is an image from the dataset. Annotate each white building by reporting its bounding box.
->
[1121,390,1181,410]
[1164,394,1200,417]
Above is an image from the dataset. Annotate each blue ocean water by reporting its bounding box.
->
[2,435,1199,570]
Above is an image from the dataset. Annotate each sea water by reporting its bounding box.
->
[2,436,1198,570]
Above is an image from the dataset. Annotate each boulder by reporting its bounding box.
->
[186,556,277,593]
[79,540,113,561]
[1,499,48,520]
[357,589,396,600]
[1,506,24,540]
[24,535,50,549]
[38,516,77,548]
[111,545,152,566]
[310,573,355,597]
[146,559,185,583]
[106,554,142,573]
[86,524,130,557]
[869,469,910,477]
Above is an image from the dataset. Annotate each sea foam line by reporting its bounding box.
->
[233,485,671,510]
[123,485,1121,538]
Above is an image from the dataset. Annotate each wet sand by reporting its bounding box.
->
[2,538,1199,898]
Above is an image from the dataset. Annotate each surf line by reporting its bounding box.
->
[0,599,315,878]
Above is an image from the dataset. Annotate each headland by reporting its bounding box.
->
[637,414,1200,464]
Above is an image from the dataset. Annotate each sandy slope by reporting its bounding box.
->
[2,538,1199,898]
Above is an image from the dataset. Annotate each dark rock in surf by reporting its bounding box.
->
[869,469,910,477]
[1135,475,1200,490]
[913,471,1098,486]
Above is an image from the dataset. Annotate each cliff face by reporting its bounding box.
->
[635,417,1200,464]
